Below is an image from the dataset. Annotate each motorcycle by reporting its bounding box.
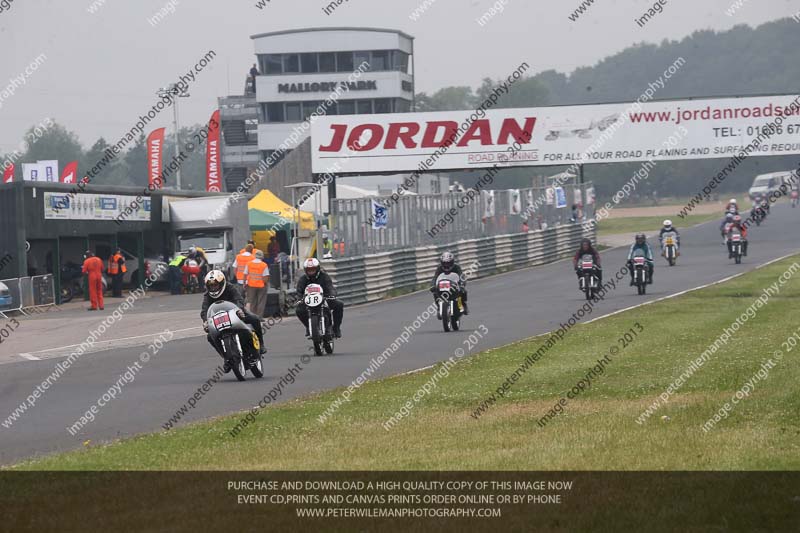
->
[436,272,464,332]
[631,253,648,295]
[304,283,334,356]
[729,231,744,265]
[59,262,108,303]
[792,190,799,208]
[661,231,679,266]
[181,259,201,294]
[578,254,599,301]
[751,205,767,226]
[206,301,264,381]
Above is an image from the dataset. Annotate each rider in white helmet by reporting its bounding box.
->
[658,219,680,249]
[429,251,469,314]
[296,258,344,338]
[725,198,738,215]
[201,270,266,365]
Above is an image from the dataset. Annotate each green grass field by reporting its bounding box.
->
[597,212,720,236]
[9,257,800,471]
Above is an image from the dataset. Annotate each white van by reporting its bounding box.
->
[748,171,798,199]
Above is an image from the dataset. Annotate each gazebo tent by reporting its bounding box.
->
[248,189,315,230]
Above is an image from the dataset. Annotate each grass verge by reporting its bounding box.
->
[9,257,800,471]
[597,212,719,236]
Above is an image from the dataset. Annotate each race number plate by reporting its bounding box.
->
[212,312,231,330]
[438,280,452,290]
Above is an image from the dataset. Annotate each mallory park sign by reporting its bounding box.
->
[278,80,378,94]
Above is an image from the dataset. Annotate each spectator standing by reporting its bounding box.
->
[107,248,126,297]
[81,251,105,311]
[244,250,270,316]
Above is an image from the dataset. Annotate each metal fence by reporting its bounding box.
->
[324,223,594,306]
[0,274,56,317]
[328,184,594,258]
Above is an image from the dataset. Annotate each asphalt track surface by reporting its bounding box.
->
[1,205,798,465]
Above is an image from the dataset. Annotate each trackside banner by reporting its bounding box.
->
[310,94,800,173]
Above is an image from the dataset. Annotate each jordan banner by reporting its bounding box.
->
[147,128,166,189]
[311,94,800,173]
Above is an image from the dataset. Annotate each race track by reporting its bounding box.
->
[1,204,798,464]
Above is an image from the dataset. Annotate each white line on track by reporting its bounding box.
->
[10,326,201,362]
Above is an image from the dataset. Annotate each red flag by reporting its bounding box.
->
[60,161,78,184]
[2,163,13,184]
[147,127,166,189]
[205,110,222,192]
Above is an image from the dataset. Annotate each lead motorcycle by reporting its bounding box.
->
[728,230,744,264]
[631,252,648,295]
[577,254,599,301]
[304,283,335,356]
[206,300,264,381]
[436,272,464,332]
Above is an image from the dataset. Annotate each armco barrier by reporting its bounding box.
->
[323,224,594,306]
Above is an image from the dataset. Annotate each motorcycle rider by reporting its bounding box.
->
[296,258,344,338]
[658,219,680,255]
[726,215,748,257]
[627,233,654,285]
[572,238,602,285]
[429,252,469,315]
[201,270,266,369]
[188,245,210,280]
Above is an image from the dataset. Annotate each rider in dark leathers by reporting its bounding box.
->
[201,271,266,370]
[573,238,603,285]
[429,252,469,314]
[296,258,344,338]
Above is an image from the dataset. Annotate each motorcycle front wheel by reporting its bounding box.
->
[311,314,324,356]
[223,336,247,382]
[442,300,451,332]
[60,286,74,304]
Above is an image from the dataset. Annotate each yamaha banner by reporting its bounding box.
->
[147,127,166,189]
[206,110,222,192]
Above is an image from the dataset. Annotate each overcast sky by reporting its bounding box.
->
[0,0,798,152]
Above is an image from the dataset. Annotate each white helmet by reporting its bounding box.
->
[204,270,226,298]
[663,219,673,229]
[303,257,320,278]
[729,198,737,204]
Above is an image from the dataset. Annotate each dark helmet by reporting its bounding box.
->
[635,233,646,245]
[580,238,592,251]
[440,251,455,273]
